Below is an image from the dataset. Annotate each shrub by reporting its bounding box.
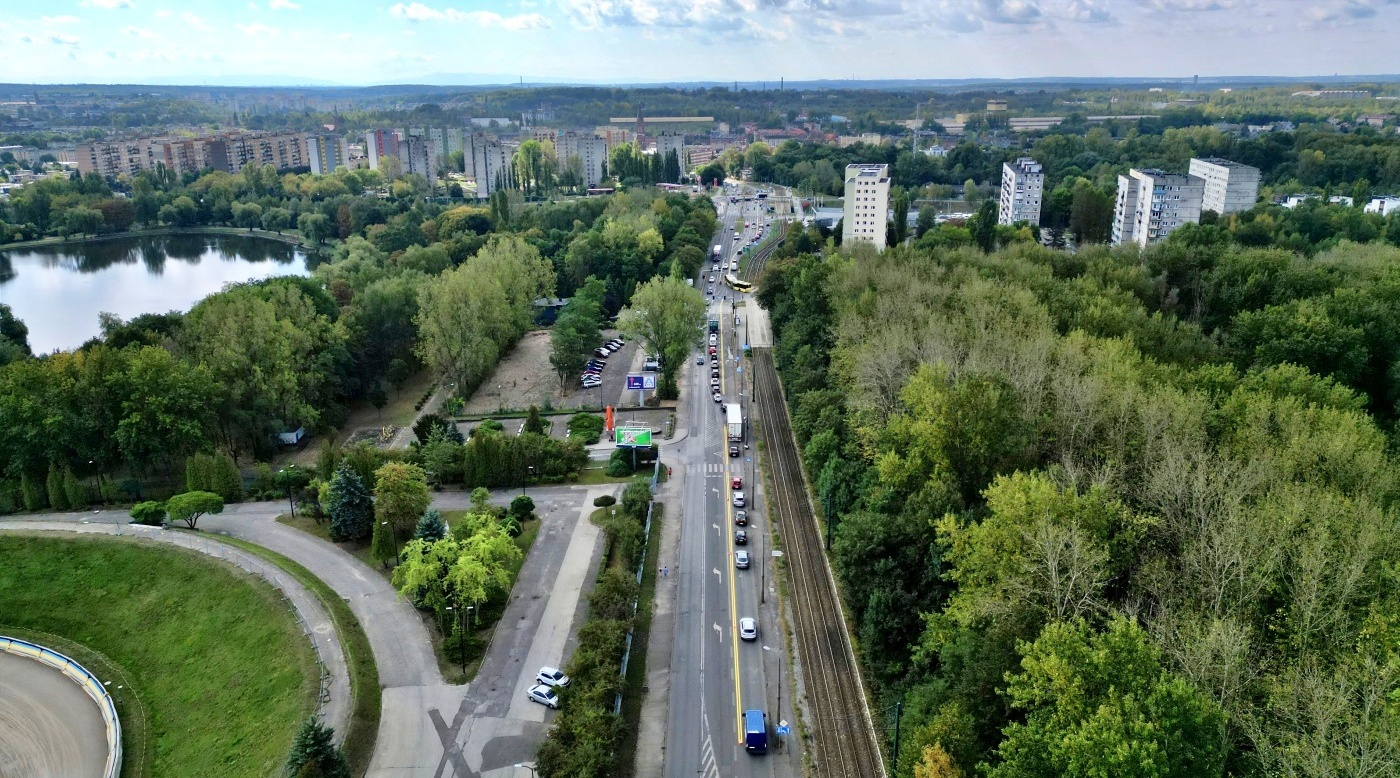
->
[46,462,67,511]
[593,495,616,508]
[130,500,166,526]
[605,458,633,477]
[567,412,606,444]
[21,472,45,511]
[62,468,87,509]
[166,491,224,530]
[185,451,215,492]
[211,450,243,503]
[510,495,536,523]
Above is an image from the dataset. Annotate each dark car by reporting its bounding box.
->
[729,444,739,457]
[735,530,748,545]
[734,509,748,526]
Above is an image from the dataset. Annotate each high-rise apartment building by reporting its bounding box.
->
[998,157,1044,226]
[1187,157,1261,214]
[466,132,510,199]
[77,132,310,178]
[306,135,349,175]
[365,129,398,172]
[655,131,686,181]
[557,131,608,189]
[842,163,891,251]
[1111,168,1206,248]
[399,134,437,187]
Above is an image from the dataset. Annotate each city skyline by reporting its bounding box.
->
[1,0,1399,86]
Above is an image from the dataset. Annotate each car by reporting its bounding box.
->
[735,529,748,545]
[739,617,757,641]
[734,509,748,525]
[735,550,750,569]
[706,286,714,295]
[711,369,720,379]
[593,348,610,358]
[708,333,718,345]
[733,491,746,507]
[733,234,741,240]
[709,345,717,355]
[713,392,724,403]
[730,444,740,457]
[710,355,718,365]
[708,274,716,283]
[696,355,705,365]
[581,380,602,389]
[732,476,743,490]
[527,684,560,709]
[711,377,720,388]
[536,666,571,688]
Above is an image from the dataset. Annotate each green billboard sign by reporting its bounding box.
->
[615,426,653,448]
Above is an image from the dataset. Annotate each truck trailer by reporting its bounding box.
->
[712,244,723,259]
[726,403,743,442]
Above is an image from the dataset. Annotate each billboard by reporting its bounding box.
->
[615,426,653,447]
[626,373,644,391]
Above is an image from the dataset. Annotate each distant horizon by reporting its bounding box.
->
[4,0,1400,87]
[6,73,1400,92]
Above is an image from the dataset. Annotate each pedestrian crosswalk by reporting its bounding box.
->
[687,463,729,474]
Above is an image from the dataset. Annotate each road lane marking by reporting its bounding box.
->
[719,312,745,746]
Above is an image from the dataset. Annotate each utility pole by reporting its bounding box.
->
[892,700,903,774]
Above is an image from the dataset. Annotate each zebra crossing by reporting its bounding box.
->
[687,463,729,474]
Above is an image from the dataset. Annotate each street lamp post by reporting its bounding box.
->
[446,603,466,676]
[383,520,400,565]
[514,762,538,777]
[525,465,535,497]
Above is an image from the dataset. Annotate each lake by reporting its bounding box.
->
[0,233,310,353]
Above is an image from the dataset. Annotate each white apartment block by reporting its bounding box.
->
[1112,168,1206,248]
[842,163,891,251]
[77,132,311,178]
[1365,196,1400,217]
[998,157,1044,226]
[655,131,686,178]
[307,135,348,175]
[364,129,398,172]
[399,134,437,187]
[1188,157,1261,214]
[557,131,608,189]
[466,132,510,199]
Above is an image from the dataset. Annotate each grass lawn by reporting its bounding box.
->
[0,535,317,778]
[214,536,381,776]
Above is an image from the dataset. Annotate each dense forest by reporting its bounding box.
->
[0,164,715,509]
[759,227,1400,776]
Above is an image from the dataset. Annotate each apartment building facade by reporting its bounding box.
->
[306,135,349,175]
[557,131,608,189]
[77,131,310,178]
[1187,157,1261,214]
[654,131,686,177]
[842,163,891,251]
[998,157,1044,226]
[1112,168,1206,248]
[466,131,510,199]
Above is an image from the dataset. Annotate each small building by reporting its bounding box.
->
[1364,196,1400,216]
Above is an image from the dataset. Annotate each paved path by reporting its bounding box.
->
[0,651,108,778]
[3,482,612,778]
[0,519,353,743]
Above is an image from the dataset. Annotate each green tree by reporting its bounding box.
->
[285,717,350,778]
[371,513,398,568]
[232,201,263,231]
[374,461,431,538]
[63,206,103,238]
[618,274,706,399]
[130,500,166,526]
[186,451,215,492]
[45,462,67,511]
[1069,180,1114,244]
[326,464,374,542]
[261,207,292,234]
[509,495,536,524]
[523,405,547,435]
[986,618,1227,778]
[211,449,244,502]
[62,467,86,509]
[297,212,332,244]
[969,200,998,254]
[415,508,447,541]
[166,491,224,530]
[21,472,44,511]
[893,189,911,246]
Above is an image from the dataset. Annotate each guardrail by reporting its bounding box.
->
[0,636,123,778]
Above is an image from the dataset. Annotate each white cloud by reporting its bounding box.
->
[49,33,81,46]
[236,22,281,35]
[153,8,171,18]
[41,15,81,24]
[79,0,134,8]
[122,24,157,38]
[181,11,212,31]
[388,3,550,28]
[1061,0,1114,22]
[270,0,301,9]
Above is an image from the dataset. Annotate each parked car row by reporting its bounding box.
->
[582,336,625,388]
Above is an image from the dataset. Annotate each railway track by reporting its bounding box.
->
[752,349,884,778]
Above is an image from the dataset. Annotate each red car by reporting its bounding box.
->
[731,476,743,490]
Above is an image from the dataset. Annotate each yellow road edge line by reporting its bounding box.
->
[719,254,745,747]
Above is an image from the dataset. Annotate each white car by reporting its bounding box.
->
[527,684,560,709]
[713,392,723,403]
[536,666,571,688]
[709,333,718,345]
[733,491,746,508]
[739,617,757,641]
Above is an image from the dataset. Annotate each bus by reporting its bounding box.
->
[726,273,753,293]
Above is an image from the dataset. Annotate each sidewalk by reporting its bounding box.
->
[632,440,684,778]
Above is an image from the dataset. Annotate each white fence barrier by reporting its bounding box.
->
[0,636,122,778]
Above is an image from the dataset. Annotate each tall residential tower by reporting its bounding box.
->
[998,157,1044,226]
[842,163,891,251]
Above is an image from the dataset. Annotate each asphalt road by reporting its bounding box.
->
[660,194,801,778]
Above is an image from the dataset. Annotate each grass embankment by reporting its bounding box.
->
[0,535,317,778]
[276,508,541,685]
[614,504,663,778]
[213,536,381,776]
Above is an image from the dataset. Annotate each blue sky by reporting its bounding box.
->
[1,0,1399,85]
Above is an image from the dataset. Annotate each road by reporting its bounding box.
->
[659,190,800,778]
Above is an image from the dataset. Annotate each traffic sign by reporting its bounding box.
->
[625,373,644,391]
[777,725,791,735]
[615,426,653,447]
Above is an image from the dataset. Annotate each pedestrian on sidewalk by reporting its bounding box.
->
[662,566,668,577]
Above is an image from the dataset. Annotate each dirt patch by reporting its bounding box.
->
[459,330,567,414]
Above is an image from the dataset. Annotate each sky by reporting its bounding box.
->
[1,0,1398,86]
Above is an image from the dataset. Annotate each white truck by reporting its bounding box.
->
[726,403,743,442]
[712,245,723,260]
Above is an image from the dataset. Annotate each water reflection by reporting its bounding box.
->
[0,234,308,353]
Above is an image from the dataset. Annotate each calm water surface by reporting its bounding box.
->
[0,234,309,353]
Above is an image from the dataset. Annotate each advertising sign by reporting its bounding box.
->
[642,374,658,390]
[625,374,644,391]
[615,426,653,447]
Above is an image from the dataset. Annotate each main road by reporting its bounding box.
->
[662,190,799,778]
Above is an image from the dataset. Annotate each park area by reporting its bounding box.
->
[0,535,318,778]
